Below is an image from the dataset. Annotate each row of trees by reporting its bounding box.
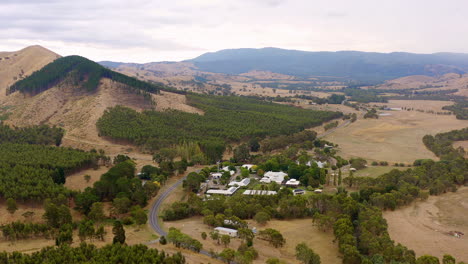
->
[0,243,186,263]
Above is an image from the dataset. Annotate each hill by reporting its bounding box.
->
[188,48,468,81]
[0,45,59,98]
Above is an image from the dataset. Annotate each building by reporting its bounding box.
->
[211,172,222,179]
[243,190,277,195]
[314,189,323,194]
[228,178,251,187]
[349,168,357,172]
[242,164,255,170]
[206,187,238,196]
[261,171,287,184]
[316,161,327,168]
[285,179,300,187]
[214,227,238,237]
[293,189,306,196]
[222,166,236,176]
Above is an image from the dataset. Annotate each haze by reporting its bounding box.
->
[1,0,467,62]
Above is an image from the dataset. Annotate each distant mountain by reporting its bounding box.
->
[188,48,468,81]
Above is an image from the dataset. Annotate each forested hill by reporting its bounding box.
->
[188,48,468,81]
[7,55,176,95]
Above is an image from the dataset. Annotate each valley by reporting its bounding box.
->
[0,45,466,264]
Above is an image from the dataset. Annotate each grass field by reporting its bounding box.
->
[384,187,468,262]
[164,217,341,264]
[352,166,406,178]
[324,102,467,163]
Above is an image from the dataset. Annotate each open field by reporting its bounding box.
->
[64,166,111,191]
[324,104,468,163]
[164,217,341,264]
[384,187,468,262]
[352,166,406,178]
[371,100,455,112]
[0,224,156,254]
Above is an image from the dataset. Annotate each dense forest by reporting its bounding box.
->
[422,127,468,159]
[0,124,64,146]
[6,55,179,95]
[0,125,101,200]
[97,94,341,160]
[0,243,186,264]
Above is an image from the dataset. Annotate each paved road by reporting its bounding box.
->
[147,170,222,261]
[149,175,187,237]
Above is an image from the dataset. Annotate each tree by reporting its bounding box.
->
[84,174,91,183]
[95,226,106,241]
[267,258,287,264]
[159,235,167,245]
[219,248,236,263]
[442,255,456,264]
[254,211,271,225]
[43,200,72,228]
[416,255,440,264]
[131,206,148,225]
[296,242,321,264]
[210,230,220,244]
[112,221,126,244]
[6,198,17,214]
[88,202,105,221]
[234,144,250,163]
[55,224,73,246]
[258,228,285,248]
[201,232,207,240]
[112,197,131,214]
[248,137,260,152]
[221,234,231,247]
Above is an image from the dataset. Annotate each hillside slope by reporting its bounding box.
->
[0,45,59,97]
[0,53,201,152]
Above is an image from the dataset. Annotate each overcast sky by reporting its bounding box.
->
[1,0,467,63]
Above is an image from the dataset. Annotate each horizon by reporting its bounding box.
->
[1,0,468,63]
[8,44,468,64]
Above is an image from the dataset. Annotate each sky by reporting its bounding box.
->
[1,0,467,63]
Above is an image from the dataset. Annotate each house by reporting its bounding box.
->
[324,144,333,149]
[262,171,287,184]
[314,189,323,194]
[206,187,238,196]
[293,189,306,196]
[242,164,255,170]
[211,172,222,179]
[316,161,327,169]
[243,190,277,195]
[285,179,300,187]
[214,227,238,237]
[228,178,251,187]
[349,168,357,172]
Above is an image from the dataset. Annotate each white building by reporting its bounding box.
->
[206,187,238,196]
[228,178,251,187]
[314,189,323,194]
[242,164,255,170]
[261,171,287,184]
[214,227,238,237]
[316,161,327,169]
[243,190,277,195]
[211,172,222,179]
[285,179,300,187]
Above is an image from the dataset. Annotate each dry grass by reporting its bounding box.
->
[371,100,455,112]
[324,105,468,163]
[164,217,341,264]
[384,187,468,261]
[64,166,111,191]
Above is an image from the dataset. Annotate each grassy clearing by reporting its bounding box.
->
[324,108,467,163]
[384,187,468,261]
[164,217,341,264]
[352,166,406,178]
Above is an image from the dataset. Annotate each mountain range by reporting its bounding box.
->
[101,48,468,82]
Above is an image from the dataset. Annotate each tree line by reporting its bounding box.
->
[0,243,186,264]
[0,124,64,146]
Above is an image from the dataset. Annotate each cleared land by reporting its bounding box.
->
[324,102,467,163]
[165,217,341,264]
[384,187,468,262]
[352,166,405,178]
